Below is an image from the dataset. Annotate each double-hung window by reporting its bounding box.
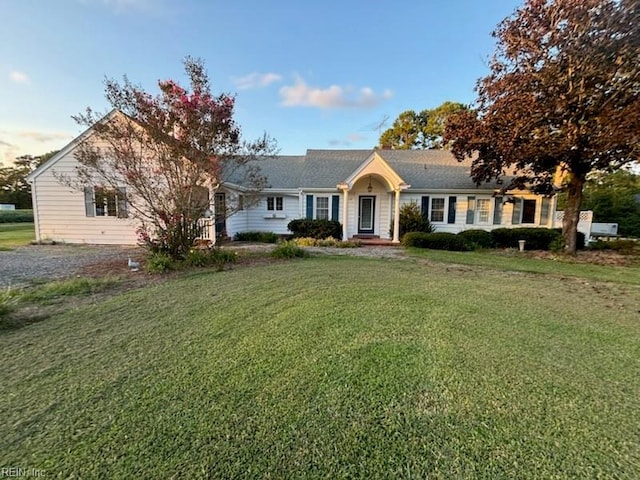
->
[430,198,445,222]
[84,186,128,218]
[476,198,491,224]
[267,196,283,211]
[316,196,329,220]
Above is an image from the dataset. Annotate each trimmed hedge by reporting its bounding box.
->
[491,228,586,251]
[234,231,279,243]
[0,210,34,223]
[287,219,342,240]
[491,228,560,250]
[402,232,474,251]
[458,229,494,249]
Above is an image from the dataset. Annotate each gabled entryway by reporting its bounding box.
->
[337,152,410,243]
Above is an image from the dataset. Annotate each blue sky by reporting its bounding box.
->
[1,0,524,165]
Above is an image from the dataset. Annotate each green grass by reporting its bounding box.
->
[407,247,640,284]
[21,277,121,304]
[0,222,35,248]
[0,278,122,330]
[1,257,639,478]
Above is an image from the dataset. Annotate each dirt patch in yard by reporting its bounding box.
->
[524,249,638,267]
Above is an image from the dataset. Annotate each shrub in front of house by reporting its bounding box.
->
[317,236,362,248]
[335,239,361,248]
[293,236,361,248]
[491,227,562,250]
[146,252,175,273]
[402,232,474,251]
[390,201,435,239]
[287,219,342,240]
[271,240,309,259]
[292,237,317,247]
[234,231,279,243]
[458,229,494,249]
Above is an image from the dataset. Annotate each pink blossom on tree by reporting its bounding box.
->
[70,57,277,258]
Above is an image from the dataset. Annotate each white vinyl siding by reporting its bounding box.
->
[30,148,139,244]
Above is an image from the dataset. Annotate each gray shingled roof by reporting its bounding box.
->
[227,149,506,191]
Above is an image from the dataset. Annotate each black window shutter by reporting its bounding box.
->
[540,197,551,225]
[447,196,457,224]
[421,196,430,220]
[493,197,502,224]
[306,195,314,219]
[84,187,95,217]
[117,187,128,218]
[331,195,340,221]
[511,198,522,224]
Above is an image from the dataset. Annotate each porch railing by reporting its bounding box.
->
[195,218,213,241]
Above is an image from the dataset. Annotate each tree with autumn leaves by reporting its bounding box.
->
[71,57,276,259]
[445,0,639,253]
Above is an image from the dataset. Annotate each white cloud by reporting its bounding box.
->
[328,133,367,147]
[15,131,73,143]
[280,77,393,109]
[9,71,30,84]
[0,130,73,165]
[232,72,282,90]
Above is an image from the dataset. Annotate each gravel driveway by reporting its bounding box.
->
[0,243,406,288]
[0,244,142,287]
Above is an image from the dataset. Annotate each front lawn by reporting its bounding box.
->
[1,256,639,478]
[407,247,640,284]
[0,222,35,248]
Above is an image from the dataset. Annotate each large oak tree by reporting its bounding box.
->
[444,0,639,253]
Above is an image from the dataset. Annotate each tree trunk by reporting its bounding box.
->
[562,174,585,255]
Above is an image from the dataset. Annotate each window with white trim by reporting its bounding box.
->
[316,196,329,220]
[430,198,445,222]
[476,198,491,223]
[84,186,128,218]
[267,196,283,211]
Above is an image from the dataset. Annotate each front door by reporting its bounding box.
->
[358,196,375,234]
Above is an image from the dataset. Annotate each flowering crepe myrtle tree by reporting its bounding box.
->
[444,0,639,254]
[70,57,277,258]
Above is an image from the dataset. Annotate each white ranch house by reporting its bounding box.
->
[27,129,557,244]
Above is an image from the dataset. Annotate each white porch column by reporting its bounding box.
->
[392,189,401,243]
[342,188,349,240]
